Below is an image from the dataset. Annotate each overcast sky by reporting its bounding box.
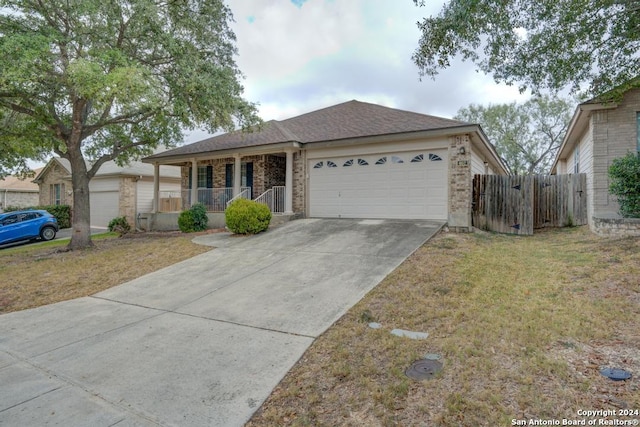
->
[186,0,531,143]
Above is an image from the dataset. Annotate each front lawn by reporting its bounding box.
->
[0,232,212,313]
[247,226,640,426]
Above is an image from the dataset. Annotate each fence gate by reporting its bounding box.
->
[472,174,587,235]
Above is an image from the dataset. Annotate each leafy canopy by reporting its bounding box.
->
[455,96,573,175]
[413,0,640,99]
[0,0,260,178]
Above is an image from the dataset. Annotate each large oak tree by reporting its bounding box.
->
[0,0,259,249]
[412,0,640,98]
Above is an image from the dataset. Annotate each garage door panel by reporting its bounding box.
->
[90,191,119,228]
[309,150,448,220]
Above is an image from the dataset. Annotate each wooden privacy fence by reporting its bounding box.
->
[472,174,587,235]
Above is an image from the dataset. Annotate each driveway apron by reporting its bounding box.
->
[0,218,443,426]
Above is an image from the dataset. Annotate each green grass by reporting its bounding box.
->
[247,227,640,427]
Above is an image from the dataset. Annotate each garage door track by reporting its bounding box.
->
[0,218,443,426]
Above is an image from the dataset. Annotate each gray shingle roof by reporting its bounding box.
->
[147,100,470,160]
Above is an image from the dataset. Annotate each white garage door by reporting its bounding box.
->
[309,150,448,220]
[90,191,119,227]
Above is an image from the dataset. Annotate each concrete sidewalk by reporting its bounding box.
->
[0,218,443,426]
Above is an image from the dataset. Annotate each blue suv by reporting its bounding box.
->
[0,210,59,245]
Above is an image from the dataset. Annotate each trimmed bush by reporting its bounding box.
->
[609,152,640,218]
[225,198,271,234]
[4,204,71,228]
[108,216,131,235]
[178,203,209,233]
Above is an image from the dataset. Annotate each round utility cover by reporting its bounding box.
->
[405,359,443,381]
[600,368,632,381]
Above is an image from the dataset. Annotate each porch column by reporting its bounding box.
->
[152,162,160,213]
[233,154,241,196]
[285,149,293,214]
[190,158,198,207]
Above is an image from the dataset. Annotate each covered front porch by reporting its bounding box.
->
[142,145,302,230]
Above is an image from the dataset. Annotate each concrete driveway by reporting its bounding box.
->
[0,218,443,426]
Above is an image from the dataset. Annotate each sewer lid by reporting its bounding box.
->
[405,359,443,381]
[600,368,632,381]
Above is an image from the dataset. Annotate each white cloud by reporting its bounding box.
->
[184,0,535,142]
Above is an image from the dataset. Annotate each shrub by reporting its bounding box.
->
[178,203,209,233]
[4,204,71,228]
[225,198,271,234]
[609,152,640,218]
[108,216,131,235]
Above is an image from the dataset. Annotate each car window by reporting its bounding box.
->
[23,213,39,221]
[1,214,19,226]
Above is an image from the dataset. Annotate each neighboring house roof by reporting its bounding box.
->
[33,156,181,184]
[145,100,474,160]
[0,168,42,192]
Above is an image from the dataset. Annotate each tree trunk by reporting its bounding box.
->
[67,147,94,250]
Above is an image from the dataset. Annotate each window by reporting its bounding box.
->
[1,214,18,226]
[391,156,404,164]
[313,161,324,169]
[327,161,337,168]
[357,159,369,166]
[343,159,354,167]
[411,154,424,163]
[573,145,580,174]
[50,183,65,205]
[197,166,208,188]
[429,153,443,161]
[375,157,387,165]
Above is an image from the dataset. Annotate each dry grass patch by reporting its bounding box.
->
[247,227,639,427]
[0,232,212,313]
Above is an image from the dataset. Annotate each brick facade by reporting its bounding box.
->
[590,89,640,220]
[447,134,472,231]
[182,154,290,211]
[119,177,137,226]
[292,150,306,214]
[0,191,39,210]
[38,162,72,206]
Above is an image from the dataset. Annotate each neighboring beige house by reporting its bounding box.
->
[551,88,640,235]
[0,168,41,212]
[144,100,507,231]
[33,158,181,228]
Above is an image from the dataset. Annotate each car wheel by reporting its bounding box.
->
[40,226,57,241]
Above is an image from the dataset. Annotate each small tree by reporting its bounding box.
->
[609,153,640,218]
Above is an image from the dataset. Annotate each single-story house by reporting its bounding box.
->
[33,157,181,228]
[551,87,640,235]
[143,100,507,231]
[0,168,41,212]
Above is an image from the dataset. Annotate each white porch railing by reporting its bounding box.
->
[182,187,250,212]
[226,187,251,208]
[254,186,286,213]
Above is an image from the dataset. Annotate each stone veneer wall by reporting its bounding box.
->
[292,150,306,214]
[119,177,136,226]
[38,162,72,206]
[447,134,472,231]
[592,217,640,237]
[1,191,39,210]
